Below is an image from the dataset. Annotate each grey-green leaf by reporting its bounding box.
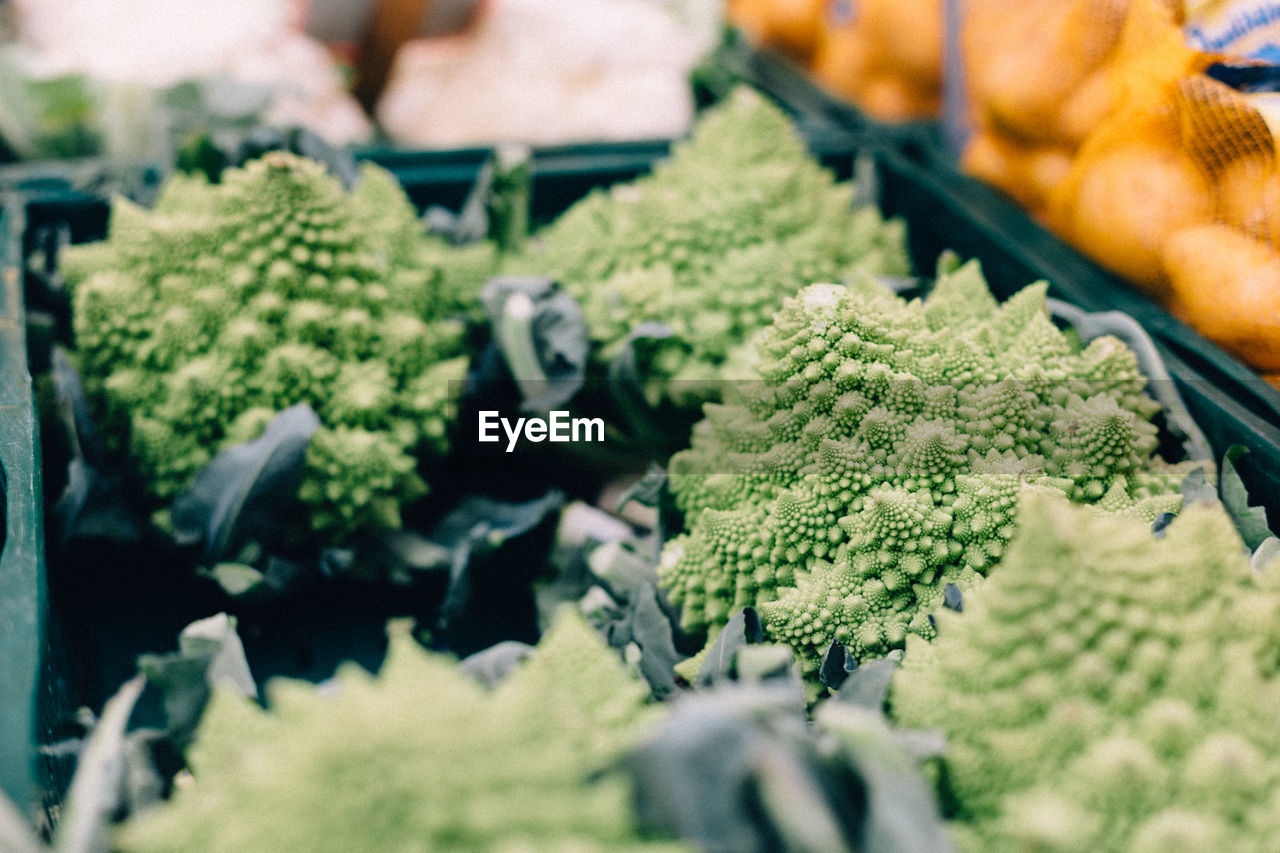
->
[170,404,320,564]
[834,655,900,710]
[1222,446,1275,550]
[694,607,764,687]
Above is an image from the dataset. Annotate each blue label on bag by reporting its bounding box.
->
[1186,1,1280,58]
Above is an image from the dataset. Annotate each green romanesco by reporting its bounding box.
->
[504,86,909,405]
[64,152,478,540]
[116,610,686,852]
[891,493,1280,853]
[660,260,1198,668]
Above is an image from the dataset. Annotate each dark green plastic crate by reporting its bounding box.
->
[11,131,1280,827]
[0,195,52,819]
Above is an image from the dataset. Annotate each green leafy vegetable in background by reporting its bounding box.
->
[660,261,1201,669]
[504,86,910,407]
[62,153,481,542]
[116,610,685,852]
[892,493,1280,853]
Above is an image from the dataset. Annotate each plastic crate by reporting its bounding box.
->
[0,195,53,817]
[9,132,1280,827]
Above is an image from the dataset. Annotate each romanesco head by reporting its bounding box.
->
[505,87,909,405]
[891,493,1280,853]
[660,261,1199,666]
[116,610,685,852]
[65,153,477,541]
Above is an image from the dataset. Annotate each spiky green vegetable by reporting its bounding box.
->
[505,86,909,405]
[64,153,478,539]
[660,261,1198,667]
[116,610,685,852]
[891,494,1280,853]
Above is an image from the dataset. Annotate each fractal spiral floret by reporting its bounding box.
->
[117,611,684,852]
[660,260,1201,669]
[64,153,481,540]
[893,495,1280,853]
[506,86,909,404]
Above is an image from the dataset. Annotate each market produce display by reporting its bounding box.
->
[506,87,909,406]
[116,611,684,853]
[660,261,1199,663]
[893,493,1280,852]
[8,13,1280,850]
[61,153,478,541]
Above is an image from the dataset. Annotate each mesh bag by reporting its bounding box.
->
[807,0,944,121]
[727,0,827,62]
[961,0,1280,383]
[1046,3,1280,380]
[959,0,1199,217]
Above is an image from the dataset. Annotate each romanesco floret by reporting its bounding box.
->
[64,153,474,541]
[116,610,687,852]
[660,261,1198,668]
[505,86,910,405]
[891,494,1280,853]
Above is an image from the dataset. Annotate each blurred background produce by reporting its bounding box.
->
[375,0,721,148]
[0,0,373,161]
[952,0,1280,387]
[727,0,943,121]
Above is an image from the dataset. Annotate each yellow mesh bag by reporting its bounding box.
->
[807,0,943,121]
[1046,8,1280,380]
[960,0,1195,215]
[727,0,827,62]
[1163,78,1280,375]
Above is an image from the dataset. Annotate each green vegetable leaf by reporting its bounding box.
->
[626,583,684,699]
[833,655,901,710]
[1221,446,1274,550]
[625,682,817,853]
[49,349,141,548]
[197,557,307,601]
[819,640,857,690]
[692,607,764,688]
[170,404,320,565]
[1180,466,1218,507]
[430,490,566,628]
[605,322,698,454]
[816,704,956,853]
[458,640,534,688]
[628,664,950,853]
[587,539,662,597]
[52,675,145,853]
[137,613,256,749]
[0,790,44,853]
[482,277,589,413]
[614,464,669,513]
[1252,537,1280,573]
